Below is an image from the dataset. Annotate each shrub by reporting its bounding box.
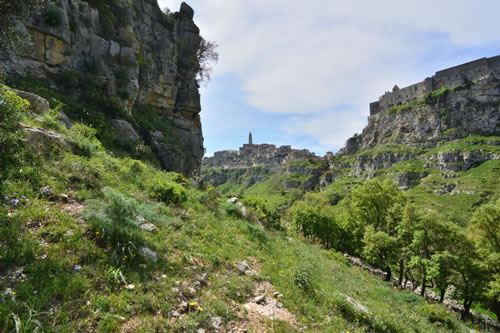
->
[68,123,102,157]
[197,185,218,211]
[245,223,269,248]
[0,87,28,190]
[241,196,281,230]
[43,9,62,27]
[40,107,65,132]
[54,70,79,91]
[83,187,166,262]
[293,263,314,294]
[148,177,187,205]
[223,202,238,216]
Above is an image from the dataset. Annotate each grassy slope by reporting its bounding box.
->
[0,104,481,332]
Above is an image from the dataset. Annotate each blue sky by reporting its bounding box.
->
[158,0,500,156]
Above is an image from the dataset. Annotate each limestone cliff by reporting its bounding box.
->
[334,57,500,177]
[342,57,500,155]
[1,0,204,175]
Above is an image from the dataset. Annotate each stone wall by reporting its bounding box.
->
[1,1,204,175]
[370,56,500,115]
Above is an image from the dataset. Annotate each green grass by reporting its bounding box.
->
[425,136,500,155]
[0,85,493,332]
[284,158,328,170]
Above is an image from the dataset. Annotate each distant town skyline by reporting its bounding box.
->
[158,0,500,156]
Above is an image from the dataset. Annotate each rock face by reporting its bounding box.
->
[2,0,204,175]
[341,57,500,154]
[334,57,500,176]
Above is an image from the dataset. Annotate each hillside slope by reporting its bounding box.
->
[0,84,489,331]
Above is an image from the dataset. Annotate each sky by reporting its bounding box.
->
[157,0,500,156]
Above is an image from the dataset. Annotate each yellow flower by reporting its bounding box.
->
[170,266,174,270]
[96,231,99,235]
[189,302,198,306]
[11,291,16,295]
[198,307,204,312]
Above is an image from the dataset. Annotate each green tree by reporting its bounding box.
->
[402,209,454,297]
[448,227,487,319]
[428,251,454,303]
[349,179,407,280]
[468,199,500,319]
[196,38,218,85]
[362,224,400,281]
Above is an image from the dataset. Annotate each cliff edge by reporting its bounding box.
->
[1,0,204,175]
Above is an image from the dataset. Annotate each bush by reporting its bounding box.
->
[245,223,269,248]
[241,196,281,230]
[54,70,79,91]
[68,123,102,157]
[83,187,166,262]
[223,202,238,216]
[40,107,65,132]
[0,87,28,191]
[43,9,62,27]
[293,263,314,294]
[148,177,187,205]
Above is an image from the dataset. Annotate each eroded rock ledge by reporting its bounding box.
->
[2,0,204,175]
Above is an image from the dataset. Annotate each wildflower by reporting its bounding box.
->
[0,298,4,303]
[11,291,16,295]
[198,307,204,312]
[74,265,82,271]
[170,266,173,270]
[189,302,198,306]
[96,231,99,235]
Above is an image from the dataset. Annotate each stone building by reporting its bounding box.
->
[202,134,318,171]
[369,56,500,116]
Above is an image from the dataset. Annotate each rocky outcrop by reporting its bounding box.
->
[203,167,271,187]
[424,150,500,172]
[332,64,500,179]
[2,1,204,175]
[342,74,500,154]
[282,162,327,190]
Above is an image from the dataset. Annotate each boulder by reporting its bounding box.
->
[110,119,140,147]
[13,90,50,114]
[138,247,158,262]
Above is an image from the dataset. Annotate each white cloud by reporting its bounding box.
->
[158,0,500,152]
[282,108,366,153]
